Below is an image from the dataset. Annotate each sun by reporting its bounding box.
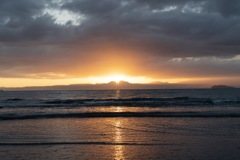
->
[107,75,126,83]
[85,74,129,84]
[85,74,156,84]
[89,74,130,84]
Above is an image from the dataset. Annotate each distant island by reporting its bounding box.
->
[211,85,235,89]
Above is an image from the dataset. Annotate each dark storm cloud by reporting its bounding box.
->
[0,0,43,18]
[61,0,240,57]
[136,0,240,17]
[0,0,240,79]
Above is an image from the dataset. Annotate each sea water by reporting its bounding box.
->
[0,89,240,159]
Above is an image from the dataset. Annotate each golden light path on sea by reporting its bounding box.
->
[114,119,124,160]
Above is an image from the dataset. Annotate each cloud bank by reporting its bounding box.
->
[0,0,240,82]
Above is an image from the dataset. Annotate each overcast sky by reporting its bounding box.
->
[1,0,240,86]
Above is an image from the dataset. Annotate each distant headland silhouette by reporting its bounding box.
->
[211,85,235,89]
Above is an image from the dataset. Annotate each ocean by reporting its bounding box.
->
[0,89,240,160]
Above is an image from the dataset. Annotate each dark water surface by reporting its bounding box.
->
[0,89,240,159]
[1,89,240,119]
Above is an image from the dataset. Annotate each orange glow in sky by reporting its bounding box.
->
[0,74,156,87]
[0,74,212,88]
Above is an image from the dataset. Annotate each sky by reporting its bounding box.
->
[0,0,240,87]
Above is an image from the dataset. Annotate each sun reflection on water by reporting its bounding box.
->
[115,107,123,112]
[114,120,124,160]
[115,90,123,112]
[115,89,121,99]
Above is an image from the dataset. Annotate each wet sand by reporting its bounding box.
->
[0,118,239,160]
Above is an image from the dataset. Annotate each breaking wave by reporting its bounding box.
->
[43,97,240,107]
[1,97,240,108]
[1,111,240,120]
